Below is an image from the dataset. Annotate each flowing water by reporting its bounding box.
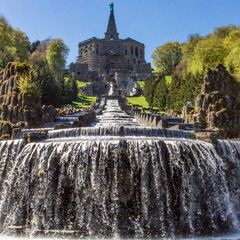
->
[1,85,240,239]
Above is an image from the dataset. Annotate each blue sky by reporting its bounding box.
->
[0,0,240,65]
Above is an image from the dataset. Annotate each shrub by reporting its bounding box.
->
[17,67,42,100]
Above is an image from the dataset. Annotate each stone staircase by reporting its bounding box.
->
[133,110,218,141]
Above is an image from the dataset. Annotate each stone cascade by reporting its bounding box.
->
[44,111,96,129]
[47,126,195,140]
[1,138,240,237]
[94,82,140,127]
[1,82,240,238]
[95,99,139,127]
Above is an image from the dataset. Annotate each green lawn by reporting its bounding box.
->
[127,95,149,108]
[72,93,96,110]
[137,76,172,89]
[76,80,92,88]
[73,80,94,110]
[63,78,95,110]
[64,78,92,88]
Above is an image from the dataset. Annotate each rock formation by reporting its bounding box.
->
[182,64,240,138]
[0,62,57,138]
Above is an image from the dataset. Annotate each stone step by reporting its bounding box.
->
[168,122,203,131]
[44,121,74,128]
[195,130,219,143]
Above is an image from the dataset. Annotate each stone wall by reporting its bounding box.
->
[182,65,240,138]
[134,111,186,128]
[134,111,166,128]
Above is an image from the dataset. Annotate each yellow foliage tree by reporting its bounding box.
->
[223,29,240,50]
[188,36,226,74]
[17,67,42,100]
[225,44,240,78]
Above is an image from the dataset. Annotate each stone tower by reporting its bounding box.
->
[70,3,151,84]
[105,3,119,40]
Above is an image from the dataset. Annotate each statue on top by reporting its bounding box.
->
[110,2,114,14]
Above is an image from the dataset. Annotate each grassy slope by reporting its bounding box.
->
[127,80,150,109]
[72,94,96,109]
[76,80,91,88]
[72,80,96,110]
[127,78,171,113]
[127,95,149,108]
[73,78,172,111]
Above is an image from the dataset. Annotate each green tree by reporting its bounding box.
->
[214,25,238,38]
[188,36,226,74]
[166,74,202,113]
[175,34,202,77]
[12,29,30,62]
[30,40,40,53]
[152,42,182,75]
[62,77,78,104]
[143,78,158,107]
[222,29,240,77]
[223,29,240,50]
[225,44,240,77]
[0,17,30,68]
[46,39,69,80]
[30,39,73,106]
[153,78,168,111]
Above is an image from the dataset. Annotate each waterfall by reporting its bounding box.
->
[108,82,114,96]
[1,97,240,238]
[0,140,25,180]
[95,99,140,127]
[47,126,195,139]
[0,139,239,237]
[0,140,26,213]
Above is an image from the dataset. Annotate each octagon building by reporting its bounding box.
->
[70,3,151,84]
